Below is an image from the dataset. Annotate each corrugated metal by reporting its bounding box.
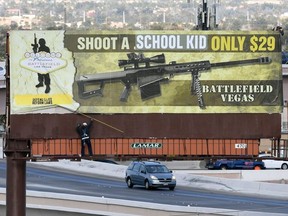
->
[31,138,260,157]
[9,113,281,139]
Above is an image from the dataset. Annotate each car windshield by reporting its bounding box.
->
[146,165,170,173]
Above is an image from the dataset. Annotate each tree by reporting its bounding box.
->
[0,26,10,60]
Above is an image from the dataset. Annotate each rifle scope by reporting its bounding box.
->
[118,53,165,67]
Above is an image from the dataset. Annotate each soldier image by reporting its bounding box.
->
[33,37,51,93]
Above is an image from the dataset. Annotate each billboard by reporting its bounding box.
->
[9,30,282,114]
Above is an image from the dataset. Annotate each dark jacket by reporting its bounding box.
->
[77,121,92,140]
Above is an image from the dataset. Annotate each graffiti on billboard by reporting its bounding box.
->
[9,30,282,114]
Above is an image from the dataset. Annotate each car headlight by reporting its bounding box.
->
[172,175,176,180]
[150,175,158,180]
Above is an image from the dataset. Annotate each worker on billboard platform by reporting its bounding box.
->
[77,120,93,157]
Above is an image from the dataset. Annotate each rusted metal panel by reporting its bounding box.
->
[10,113,281,139]
[31,138,260,157]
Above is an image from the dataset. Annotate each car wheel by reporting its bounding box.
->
[144,180,150,190]
[281,163,288,170]
[220,165,227,170]
[126,177,133,188]
[169,186,175,191]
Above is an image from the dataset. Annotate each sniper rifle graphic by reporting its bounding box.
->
[31,33,38,54]
[76,53,271,109]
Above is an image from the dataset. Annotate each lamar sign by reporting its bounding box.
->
[131,143,162,149]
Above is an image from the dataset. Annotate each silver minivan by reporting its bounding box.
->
[125,161,176,190]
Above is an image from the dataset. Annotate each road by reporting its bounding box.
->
[0,160,288,215]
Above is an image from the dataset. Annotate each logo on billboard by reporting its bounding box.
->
[19,33,67,94]
[131,143,162,148]
[20,33,67,75]
[20,51,67,74]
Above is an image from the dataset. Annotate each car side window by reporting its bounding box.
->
[140,165,146,173]
[132,163,141,172]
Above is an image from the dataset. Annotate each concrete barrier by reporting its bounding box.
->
[1,189,288,216]
[0,189,236,216]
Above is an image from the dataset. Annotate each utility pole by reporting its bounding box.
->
[195,0,220,30]
[197,0,209,30]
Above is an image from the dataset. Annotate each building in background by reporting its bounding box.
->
[0,61,6,158]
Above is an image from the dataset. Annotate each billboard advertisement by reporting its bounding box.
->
[9,30,282,114]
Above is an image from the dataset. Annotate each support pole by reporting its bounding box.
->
[4,139,30,216]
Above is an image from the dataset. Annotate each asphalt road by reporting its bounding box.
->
[1,160,288,215]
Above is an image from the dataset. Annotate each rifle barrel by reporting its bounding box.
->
[210,57,271,68]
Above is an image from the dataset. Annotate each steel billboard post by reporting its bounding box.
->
[4,139,30,216]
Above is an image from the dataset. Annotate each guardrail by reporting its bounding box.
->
[0,189,228,216]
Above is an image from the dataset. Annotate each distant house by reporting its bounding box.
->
[5,9,21,17]
[0,10,38,29]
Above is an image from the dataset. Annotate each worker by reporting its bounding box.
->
[76,120,93,157]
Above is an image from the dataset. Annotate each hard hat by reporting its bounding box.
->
[83,122,87,126]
